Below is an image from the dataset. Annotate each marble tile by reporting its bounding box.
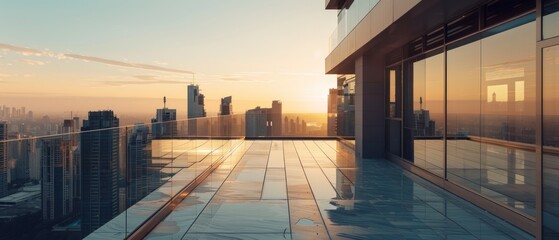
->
[141,140,533,240]
[188,200,290,234]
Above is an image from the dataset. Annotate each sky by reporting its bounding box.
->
[0,0,338,118]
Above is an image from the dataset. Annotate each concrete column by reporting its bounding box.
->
[354,55,385,158]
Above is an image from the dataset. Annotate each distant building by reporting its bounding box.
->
[126,124,151,206]
[0,122,7,198]
[151,97,177,139]
[187,84,206,119]
[80,110,119,236]
[245,101,282,137]
[337,75,355,137]
[219,96,233,116]
[41,138,74,221]
[271,101,282,136]
[187,85,206,136]
[327,88,338,136]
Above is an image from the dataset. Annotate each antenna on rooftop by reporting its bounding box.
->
[163,96,167,109]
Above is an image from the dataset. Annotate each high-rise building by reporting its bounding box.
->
[245,101,282,137]
[324,0,559,237]
[327,88,338,136]
[41,138,74,221]
[63,118,81,211]
[187,84,206,119]
[0,122,7,198]
[126,124,151,206]
[151,97,177,139]
[340,75,355,137]
[80,110,119,236]
[271,101,282,136]
[245,107,269,137]
[187,84,207,136]
[219,96,233,116]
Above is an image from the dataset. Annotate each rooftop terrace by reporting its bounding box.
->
[101,140,533,239]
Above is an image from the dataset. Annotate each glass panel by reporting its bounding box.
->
[447,41,482,192]
[424,54,445,176]
[389,70,396,117]
[543,0,559,39]
[407,53,444,176]
[480,21,536,215]
[543,45,559,239]
[388,67,401,118]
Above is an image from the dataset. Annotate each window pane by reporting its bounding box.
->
[447,41,482,192]
[543,45,559,239]
[407,53,444,176]
[480,21,536,216]
[544,0,559,39]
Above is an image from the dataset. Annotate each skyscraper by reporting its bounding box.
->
[80,111,119,236]
[271,100,282,136]
[0,122,7,198]
[41,138,74,221]
[187,84,206,119]
[187,84,207,136]
[126,124,151,206]
[219,96,233,116]
[327,88,338,136]
[245,101,282,137]
[151,97,177,139]
[63,118,81,212]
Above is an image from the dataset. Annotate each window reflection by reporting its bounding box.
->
[543,45,559,239]
[445,21,536,216]
[405,53,444,176]
[447,41,482,192]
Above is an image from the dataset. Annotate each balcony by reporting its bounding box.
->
[0,113,533,239]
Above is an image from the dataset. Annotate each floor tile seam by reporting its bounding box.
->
[292,141,333,240]
[282,140,293,240]
[178,141,255,239]
[301,141,342,200]
[170,139,211,166]
[143,141,250,239]
[312,140,356,186]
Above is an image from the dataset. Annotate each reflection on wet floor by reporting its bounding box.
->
[146,140,533,240]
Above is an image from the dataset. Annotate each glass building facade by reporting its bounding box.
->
[326,0,559,238]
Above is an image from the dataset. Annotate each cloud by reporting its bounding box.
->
[0,42,194,74]
[20,59,46,66]
[98,75,187,86]
[0,43,43,56]
[65,54,194,74]
[0,73,10,78]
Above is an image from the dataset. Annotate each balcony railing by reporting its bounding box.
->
[0,113,351,240]
[329,0,380,51]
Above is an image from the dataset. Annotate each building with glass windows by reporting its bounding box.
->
[325,0,559,239]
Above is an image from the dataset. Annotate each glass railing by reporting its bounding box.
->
[0,112,353,240]
[329,0,380,51]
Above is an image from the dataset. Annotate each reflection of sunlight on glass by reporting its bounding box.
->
[515,81,524,101]
[487,85,508,102]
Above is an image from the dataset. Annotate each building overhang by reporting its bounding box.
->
[325,0,487,74]
[325,0,349,9]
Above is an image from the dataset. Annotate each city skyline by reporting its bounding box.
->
[0,0,337,115]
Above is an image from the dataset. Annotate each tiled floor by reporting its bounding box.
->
[146,140,533,240]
